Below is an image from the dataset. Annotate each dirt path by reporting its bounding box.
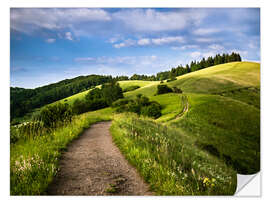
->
[47,121,152,195]
[175,95,189,119]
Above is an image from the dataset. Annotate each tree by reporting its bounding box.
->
[156,85,173,95]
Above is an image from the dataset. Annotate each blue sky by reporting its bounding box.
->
[10,8,260,88]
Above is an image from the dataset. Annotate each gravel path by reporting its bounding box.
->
[47,121,152,195]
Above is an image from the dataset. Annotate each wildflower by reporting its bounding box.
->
[203,177,209,184]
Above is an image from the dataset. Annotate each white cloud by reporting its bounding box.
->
[152,36,184,45]
[138,38,151,46]
[74,57,95,62]
[113,39,136,48]
[196,38,216,43]
[112,36,185,48]
[202,52,216,58]
[65,32,73,41]
[108,37,119,44]
[45,38,56,43]
[190,51,202,58]
[171,45,199,50]
[208,44,224,50]
[113,43,126,49]
[74,55,158,67]
[113,9,207,32]
[190,51,217,59]
[193,28,221,35]
[10,8,111,34]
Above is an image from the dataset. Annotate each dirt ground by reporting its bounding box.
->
[47,121,153,195]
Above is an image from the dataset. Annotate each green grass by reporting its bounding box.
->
[110,113,237,195]
[150,93,185,123]
[52,80,156,106]
[118,80,156,89]
[168,62,260,94]
[10,61,260,195]
[214,87,260,109]
[10,108,112,195]
[169,93,260,174]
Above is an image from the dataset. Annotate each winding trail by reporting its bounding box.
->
[47,121,152,195]
[175,95,189,119]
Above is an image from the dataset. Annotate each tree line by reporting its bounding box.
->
[130,52,242,81]
[11,75,114,119]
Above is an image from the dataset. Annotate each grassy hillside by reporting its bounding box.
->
[170,62,260,93]
[53,80,158,106]
[11,61,260,195]
[111,62,260,173]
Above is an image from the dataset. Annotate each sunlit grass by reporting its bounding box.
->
[170,93,260,174]
[10,62,260,195]
[110,113,237,195]
[10,108,112,195]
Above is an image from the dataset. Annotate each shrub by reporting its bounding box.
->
[73,98,108,115]
[156,84,173,95]
[39,103,73,128]
[85,88,103,101]
[135,94,149,106]
[141,102,162,118]
[101,82,124,105]
[126,100,141,114]
[86,82,123,106]
[112,99,130,108]
[112,95,162,119]
[73,99,88,114]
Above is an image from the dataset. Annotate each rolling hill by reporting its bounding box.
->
[51,61,260,175]
[10,61,260,195]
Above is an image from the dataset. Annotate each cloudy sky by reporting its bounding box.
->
[10,8,260,88]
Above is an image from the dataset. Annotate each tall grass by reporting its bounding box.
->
[10,108,112,195]
[110,113,237,195]
[170,93,260,174]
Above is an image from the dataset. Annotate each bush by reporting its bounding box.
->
[112,98,130,108]
[86,82,123,106]
[112,95,162,119]
[172,86,183,93]
[141,102,162,118]
[73,99,88,114]
[123,85,140,92]
[85,88,103,101]
[101,82,124,105]
[156,84,173,95]
[73,98,108,115]
[39,103,73,128]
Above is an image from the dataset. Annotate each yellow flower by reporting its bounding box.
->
[203,177,209,184]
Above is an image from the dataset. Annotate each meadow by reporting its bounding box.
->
[10,61,260,195]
